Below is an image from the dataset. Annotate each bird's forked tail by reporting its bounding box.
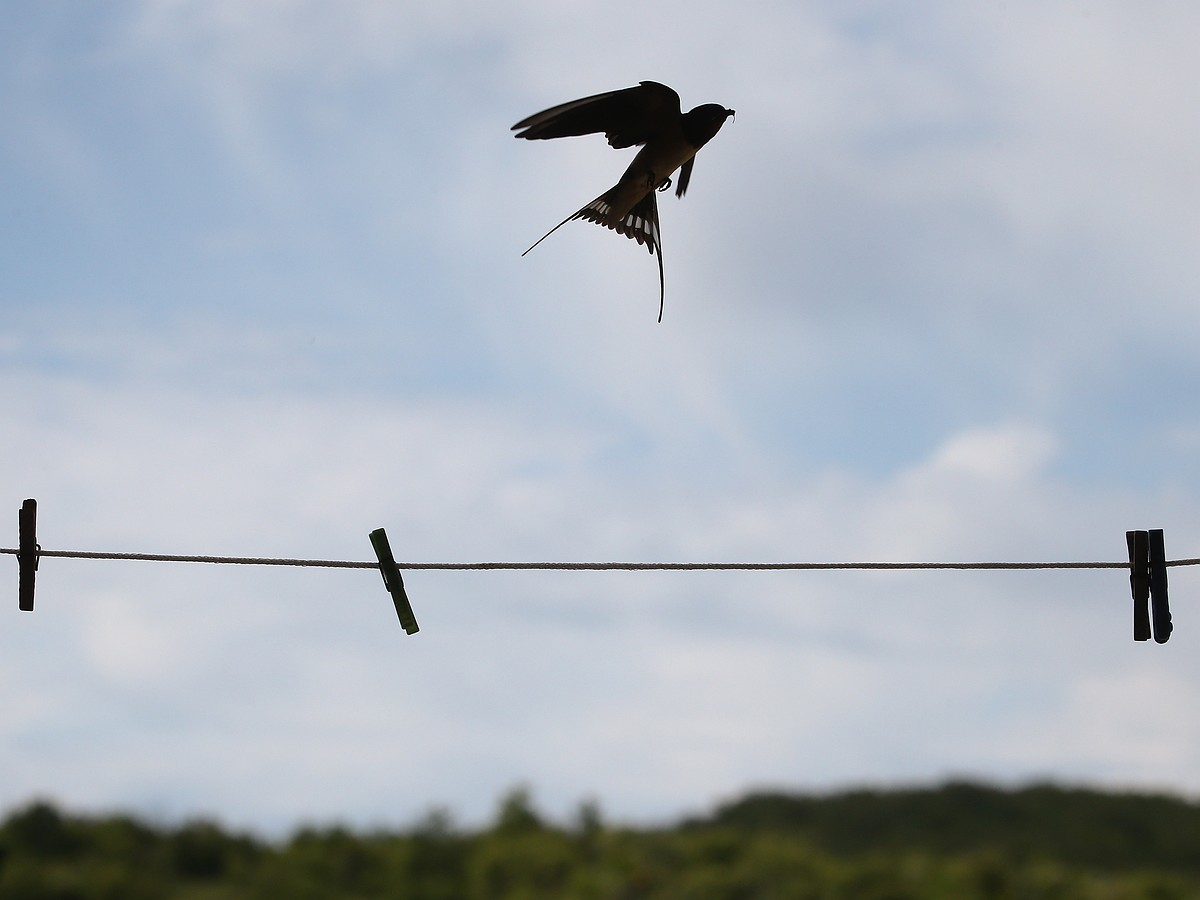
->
[522,188,666,321]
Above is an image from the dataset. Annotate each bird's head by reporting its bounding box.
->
[683,103,735,148]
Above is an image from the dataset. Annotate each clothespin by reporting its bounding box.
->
[1147,529,1173,644]
[369,528,419,634]
[1126,530,1150,641]
[18,499,39,612]
[1127,528,1172,644]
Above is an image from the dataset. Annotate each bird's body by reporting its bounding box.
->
[513,81,734,321]
[602,137,698,219]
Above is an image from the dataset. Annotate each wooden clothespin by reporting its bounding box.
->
[18,499,39,612]
[1127,528,1172,644]
[1126,530,1150,641]
[1148,529,1173,644]
[369,528,419,634]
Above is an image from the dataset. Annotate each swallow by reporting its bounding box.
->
[513,81,734,321]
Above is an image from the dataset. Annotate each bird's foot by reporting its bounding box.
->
[643,172,672,192]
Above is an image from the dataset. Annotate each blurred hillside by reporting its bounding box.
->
[694,780,1200,873]
[3,781,1200,898]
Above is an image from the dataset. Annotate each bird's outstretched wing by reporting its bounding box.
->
[512,81,682,149]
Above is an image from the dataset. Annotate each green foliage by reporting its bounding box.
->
[493,786,546,836]
[699,781,1200,874]
[168,819,261,881]
[2,783,1200,899]
[3,800,87,860]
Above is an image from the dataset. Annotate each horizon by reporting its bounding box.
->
[6,775,1200,840]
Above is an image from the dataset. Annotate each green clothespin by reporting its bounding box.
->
[369,528,418,634]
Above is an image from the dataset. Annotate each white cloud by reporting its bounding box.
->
[921,424,1057,484]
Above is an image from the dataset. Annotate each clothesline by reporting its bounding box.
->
[4,546,1200,571]
[6,499,1183,642]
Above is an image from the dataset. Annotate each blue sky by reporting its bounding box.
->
[4,0,1200,833]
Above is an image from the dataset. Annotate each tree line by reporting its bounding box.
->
[3,781,1200,898]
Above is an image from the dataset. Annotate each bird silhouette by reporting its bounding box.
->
[513,81,734,321]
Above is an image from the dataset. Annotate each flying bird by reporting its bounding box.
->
[512,81,734,321]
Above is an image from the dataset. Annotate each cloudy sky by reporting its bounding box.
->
[4,0,1200,834]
